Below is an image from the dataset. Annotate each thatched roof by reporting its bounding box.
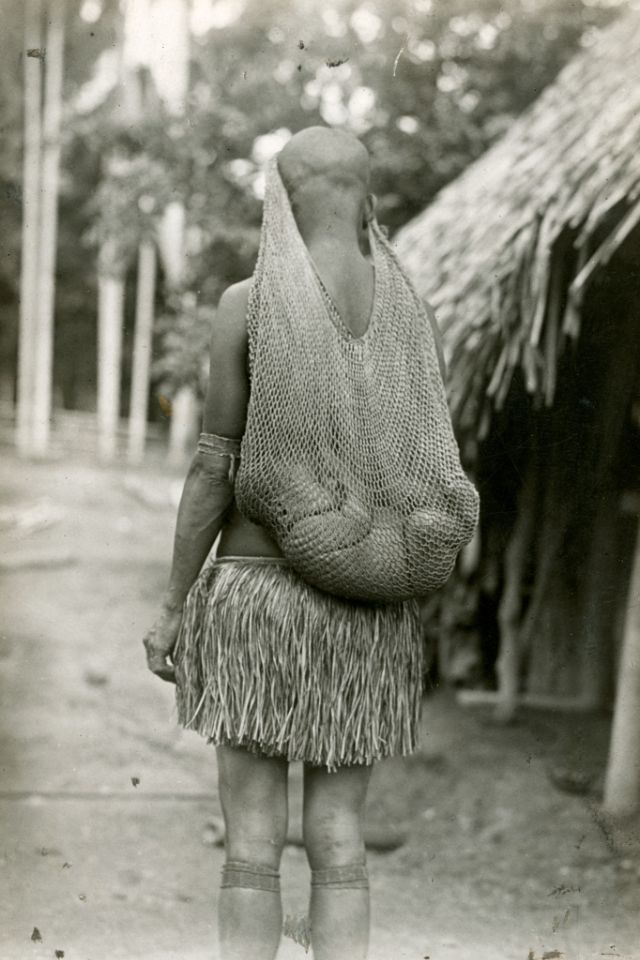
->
[394,11,640,436]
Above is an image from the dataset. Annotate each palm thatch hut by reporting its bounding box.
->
[394,11,640,734]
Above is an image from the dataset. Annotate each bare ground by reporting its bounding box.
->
[1,451,639,960]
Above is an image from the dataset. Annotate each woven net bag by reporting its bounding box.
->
[235,160,479,602]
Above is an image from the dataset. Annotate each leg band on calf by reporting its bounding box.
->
[311,863,369,890]
[221,860,280,893]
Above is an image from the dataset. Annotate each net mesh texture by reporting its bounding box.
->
[235,160,479,602]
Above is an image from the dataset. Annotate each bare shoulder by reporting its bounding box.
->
[213,279,252,343]
[218,277,252,309]
[202,279,253,437]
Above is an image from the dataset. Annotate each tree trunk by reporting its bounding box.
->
[31,0,65,455]
[579,494,619,710]
[161,207,198,466]
[16,0,43,455]
[97,251,125,461]
[151,0,198,464]
[603,519,640,817]
[495,460,537,722]
[156,200,186,286]
[167,386,198,466]
[521,406,577,697]
[127,239,157,463]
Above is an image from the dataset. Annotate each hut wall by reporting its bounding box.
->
[475,257,640,703]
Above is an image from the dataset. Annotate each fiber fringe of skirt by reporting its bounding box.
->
[173,559,423,770]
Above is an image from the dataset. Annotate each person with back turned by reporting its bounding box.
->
[143,125,479,960]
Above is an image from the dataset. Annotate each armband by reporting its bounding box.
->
[197,432,242,484]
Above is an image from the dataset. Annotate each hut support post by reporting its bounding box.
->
[603,517,640,818]
[127,240,156,464]
[495,466,536,723]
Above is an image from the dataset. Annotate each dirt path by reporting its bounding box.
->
[1,453,639,960]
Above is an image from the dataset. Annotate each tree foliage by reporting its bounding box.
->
[1,0,627,401]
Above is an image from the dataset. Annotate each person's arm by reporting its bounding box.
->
[143,280,251,682]
[161,433,240,614]
[163,281,250,609]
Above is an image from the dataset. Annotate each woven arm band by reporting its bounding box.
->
[197,432,242,484]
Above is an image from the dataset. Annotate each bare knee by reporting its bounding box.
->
[217,746,288,869]
[225,823,287,869]
[303,763,370,868]
[303,808,365,869]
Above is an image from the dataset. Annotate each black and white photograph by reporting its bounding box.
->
[1,1,640,958]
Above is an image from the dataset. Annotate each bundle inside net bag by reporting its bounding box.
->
[235,159,479,602]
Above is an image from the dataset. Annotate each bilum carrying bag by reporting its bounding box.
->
[235,160,479,602]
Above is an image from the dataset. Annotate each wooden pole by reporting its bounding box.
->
[31,0,65,455]
[16,0,43,455]
[127,239,157,463]
[97,250,125,461]
[603,517,640,818]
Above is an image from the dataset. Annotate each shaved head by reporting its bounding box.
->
[277,126,370,202]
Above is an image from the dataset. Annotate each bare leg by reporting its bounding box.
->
[303,762,373,960]
[217,745,289,960]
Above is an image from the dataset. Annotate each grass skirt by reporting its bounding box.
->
[173,558,423,769]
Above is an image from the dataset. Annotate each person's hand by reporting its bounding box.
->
[143,604,183,683]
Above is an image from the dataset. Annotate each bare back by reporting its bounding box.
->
[307,243,375,340]
[206,231,377,560]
